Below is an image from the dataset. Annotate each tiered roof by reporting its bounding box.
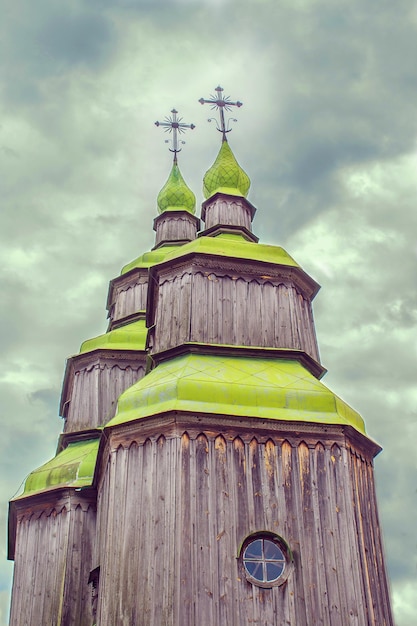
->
[11,89,373,507]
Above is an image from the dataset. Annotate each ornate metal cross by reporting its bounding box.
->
[155,109,195,162]
[199,86,242,140]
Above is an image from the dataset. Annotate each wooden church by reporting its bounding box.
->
[8,88,394,625]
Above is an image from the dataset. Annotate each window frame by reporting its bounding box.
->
[239,531,293,588]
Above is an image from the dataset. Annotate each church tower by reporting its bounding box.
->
[8,88,394,625]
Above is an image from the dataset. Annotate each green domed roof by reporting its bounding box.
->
[121,244,180,275]
[79,319,147,354]
[107,353,366,435]
[162,233,300,268]
[157,162,196,214]
[203,140,251,199]
[16,439,99,498]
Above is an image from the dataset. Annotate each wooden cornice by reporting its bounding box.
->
[152,238,194,250]
[56,428,102,454]
[149,342,327,379]
[100,411,381,465]
[107,310,146,332]
[199,223,259,243]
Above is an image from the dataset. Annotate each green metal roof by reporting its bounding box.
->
[79,319,147,354]
[121,244,180,275]
[161,232,300,268]
[16,439,99,498]
[107,353,366,435]
[157,162,196,214]
[203,140,251,199]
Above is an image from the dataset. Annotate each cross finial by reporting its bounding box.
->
[199,86,242,141]
[155,109,195,163]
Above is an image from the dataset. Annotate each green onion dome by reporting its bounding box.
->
[157,162,196,214]
[203,140,251,199]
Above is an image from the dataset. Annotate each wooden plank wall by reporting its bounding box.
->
[111,280,148,324]
[153,270,319,361]
[350,449,393,624]
[204,198,252,231]
[94,429,393,626]
[154,214,197,247]
[64,361,145,432]
[9,495,96,626]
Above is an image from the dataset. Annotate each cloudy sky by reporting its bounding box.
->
[1,0,416,623]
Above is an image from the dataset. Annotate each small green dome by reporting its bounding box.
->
[203,140,251,199]
[157,162,196,214]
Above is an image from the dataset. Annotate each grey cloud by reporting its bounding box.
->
[244,3,417,237]
[0,382,62,465]
[322,335,416,390]
[1,5,116,108]
[0,146,19,159]
[28,388,59,407]
[384,297,417,328]
[37,12,114,68]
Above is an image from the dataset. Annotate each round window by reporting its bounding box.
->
[241,534,291,587]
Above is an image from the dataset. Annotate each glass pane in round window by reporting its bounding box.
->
[243,537,286,584]
[266,561,284,580]
[264,539,280,559]
[245,560,263,579]
[244,539,263,559]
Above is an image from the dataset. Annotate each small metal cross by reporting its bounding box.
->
[155,109,195,162]
[199,86,242,140]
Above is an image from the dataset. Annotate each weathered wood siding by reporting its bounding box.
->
[95,425,393,626]
[62,355,146,432]
[9,493,96,626]
[203,197,252,232]
[108,275,148,325]
[349,448,393,623]
[154,213,198,247]
[152,269,319,361]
